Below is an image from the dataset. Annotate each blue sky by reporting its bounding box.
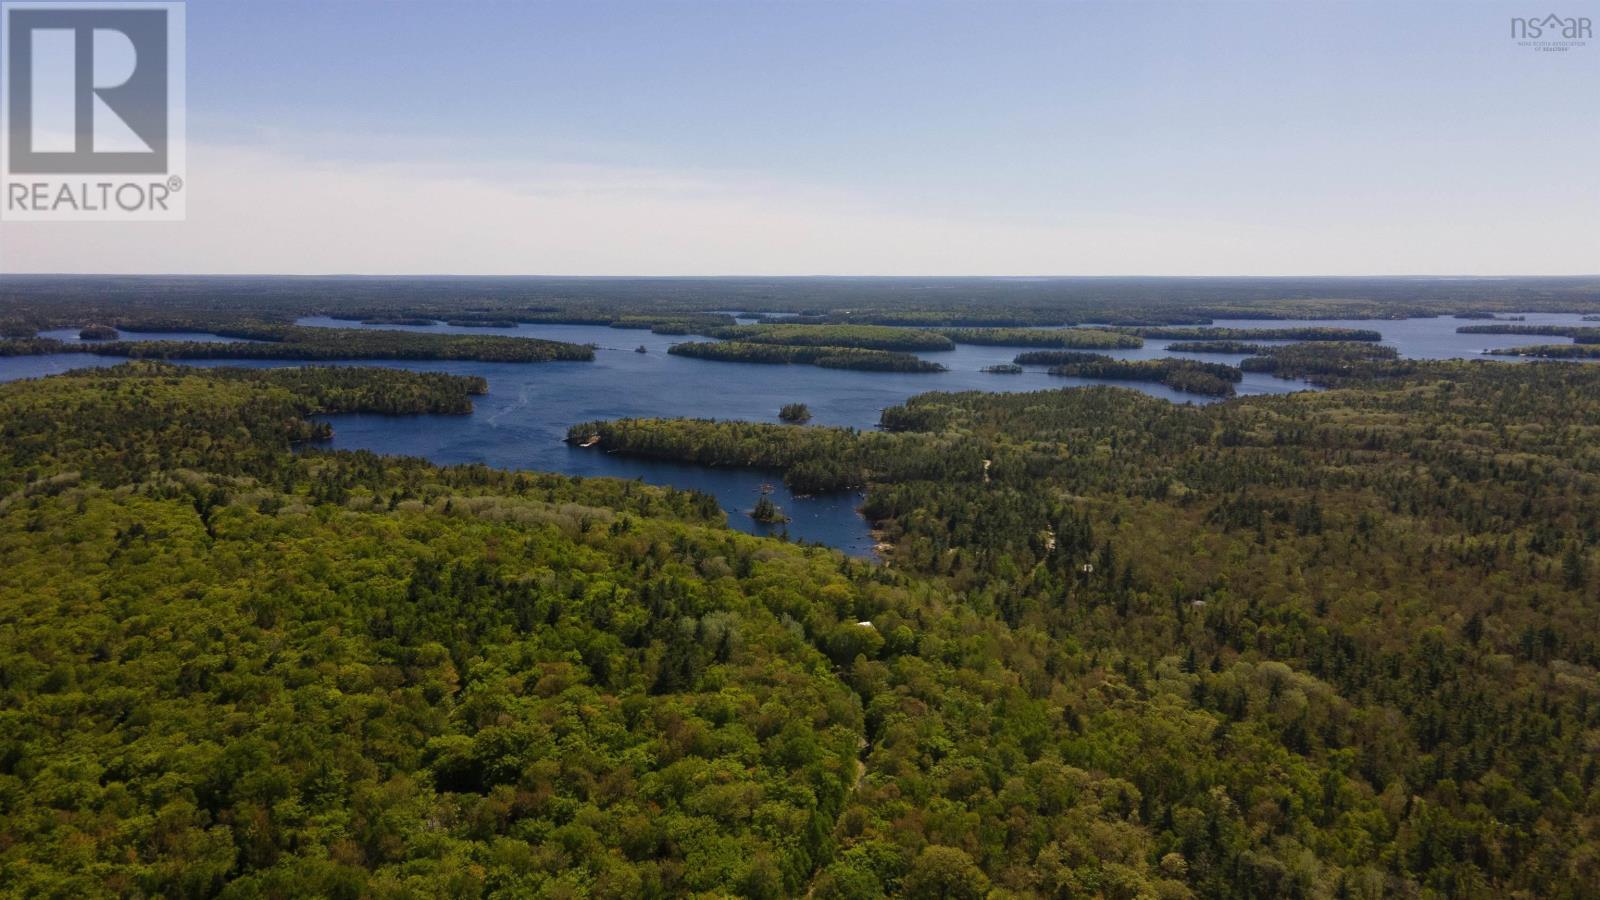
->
[3,0,1597,274]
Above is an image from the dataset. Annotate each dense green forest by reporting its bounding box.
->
[6,310,1600,897]
[573,358,1600,898]
[0,325,594,364]
[667,341,946,373]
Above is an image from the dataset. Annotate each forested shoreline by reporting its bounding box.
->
[0,325,594,364]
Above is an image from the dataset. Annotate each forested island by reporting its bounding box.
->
[1457,323,1600,343]
[1165,340,1273,354]
[1011,351,1242,397]
[750,495,790,523]
[1240,342,1412,381]
[668,341,947,372]
[1045,357,1242,397]
[935,327,1144,349]
[1485,344,1600,359]
[1012,350,1122,367]
[1123,326,1385,342]
[705,324,956,352]
[1162,342,1409,381]
[779,402,813,423]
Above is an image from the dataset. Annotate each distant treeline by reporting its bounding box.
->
[668,341,946,372]
[6,276,1600,341]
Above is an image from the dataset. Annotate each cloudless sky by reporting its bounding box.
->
[3,0,1597,274]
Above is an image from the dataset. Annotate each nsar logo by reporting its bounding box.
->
[1510,12,1592,51]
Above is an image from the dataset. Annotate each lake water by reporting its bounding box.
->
[2,313,1594,556]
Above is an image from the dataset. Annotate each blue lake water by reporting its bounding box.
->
[2,312,1594,556]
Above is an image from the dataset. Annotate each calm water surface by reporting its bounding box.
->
[2,313,1593,556]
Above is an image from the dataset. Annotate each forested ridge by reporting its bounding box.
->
[6,357,1600,898]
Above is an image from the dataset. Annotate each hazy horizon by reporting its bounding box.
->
[2,0,1596,276]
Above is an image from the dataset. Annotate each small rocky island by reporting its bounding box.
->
[750,495,790,523]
